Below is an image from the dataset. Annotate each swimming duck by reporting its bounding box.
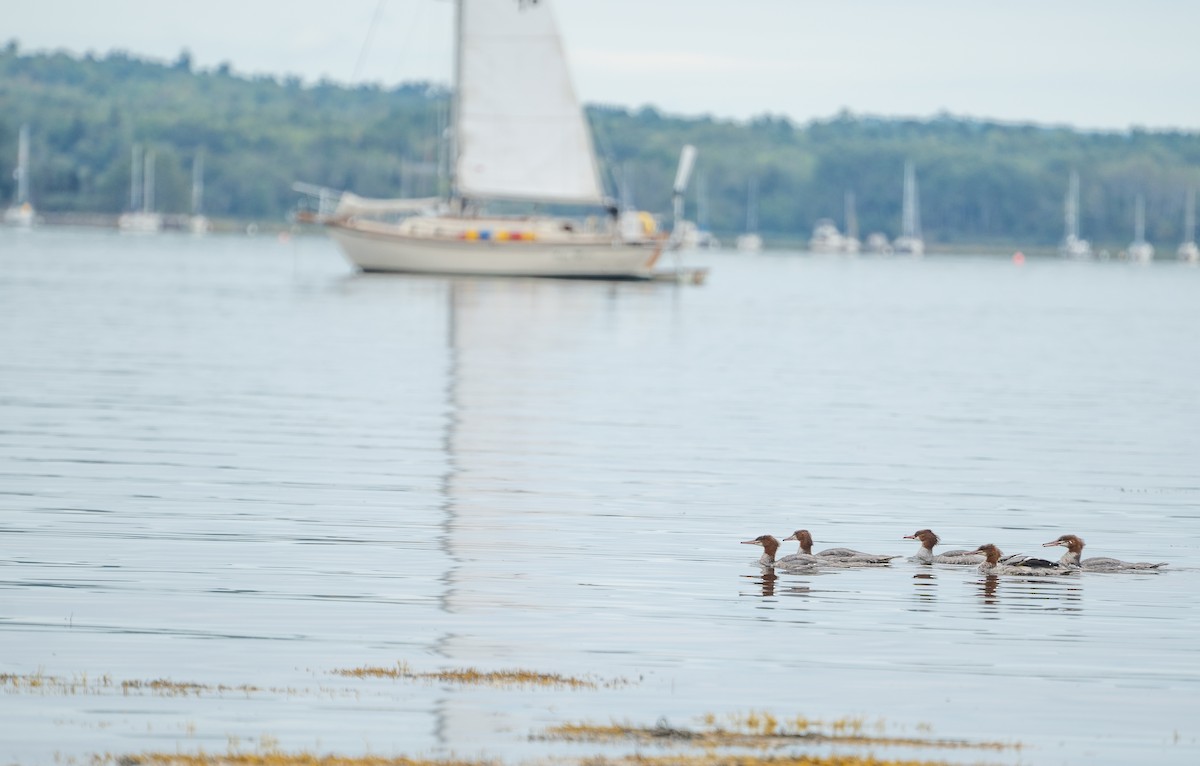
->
[903,529,984,564]
[1042,534,1167,571]
[783,529,898,565]
[740,534,819,571]
[973,543,1071,576]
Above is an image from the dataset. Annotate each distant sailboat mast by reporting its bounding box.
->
[1180,187,1199,262]
[1128,193,1154,261]
[1185,188,1196,243]
[3,123,35,227]
[15,123,30,206]
[1134,195,1145,242]
[893,160,924,255]
[143,151,156,214]
[192,150,204,216]
[746,178,758,234]
[130,144,143,212]
[1065,170,1080,241]
[844,190,859,241]
[902,161,920,240]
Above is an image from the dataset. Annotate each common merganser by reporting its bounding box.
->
[1042,534,1167,571]
[973,543,1071,576]
[741,534,819,571]
[783,529,898,565]
[903,529,984,565]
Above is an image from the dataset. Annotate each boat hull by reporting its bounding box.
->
[327,220,663,279]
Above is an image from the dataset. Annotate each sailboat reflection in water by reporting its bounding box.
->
[298,0,700,280]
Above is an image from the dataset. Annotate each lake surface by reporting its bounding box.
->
[2,227,1198,766]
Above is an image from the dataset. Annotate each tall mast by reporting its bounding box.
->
[1065,170,1079,240]
[1185,188,1196,243]
[901,161,920,239]
[15,124,30,205]
[746,178,758,234]
[143,151,156,214]
[448,0,463,205]
[192,150,204,215]
[844,190,858,240]
[130,144,143,212]
[1134,195,1145,242]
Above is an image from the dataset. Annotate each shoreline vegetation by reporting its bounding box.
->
[3,43,1199,251]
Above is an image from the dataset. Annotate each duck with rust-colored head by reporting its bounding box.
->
[973,543,1073,576]
[903,529,984,565]
[741,535,819,571]
[1042,534,1166,571]
[782,529,898,566]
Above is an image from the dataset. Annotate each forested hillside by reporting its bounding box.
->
[4,43,1200,247]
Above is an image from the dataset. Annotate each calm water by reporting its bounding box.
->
[2,227,1198,765]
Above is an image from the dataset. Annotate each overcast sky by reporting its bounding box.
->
[8,0,1200,131]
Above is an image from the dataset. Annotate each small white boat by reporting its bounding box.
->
[864,232,892,254]
[3,124,35,228]
[301,0,697,280]
[808,218,844,253]
[805,189,861,254]
[118,145,162,233]
[1059,170,1092,259]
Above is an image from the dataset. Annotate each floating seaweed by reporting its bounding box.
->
[100,751,492,766]
[331,661,627,690]
[1,672,259,698]
[540,711,1017,752]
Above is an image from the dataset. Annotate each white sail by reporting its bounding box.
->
[455,0,606,205]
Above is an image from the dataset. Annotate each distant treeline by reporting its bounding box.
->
[3,42,1200,247]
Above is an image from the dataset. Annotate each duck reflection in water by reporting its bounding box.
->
[746,570,778,597]
[978,574,1001,607]
[740,571,813,598]
[974,574,1084,612]
[910,571,937,607]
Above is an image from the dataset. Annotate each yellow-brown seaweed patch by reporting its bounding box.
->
[540,711,1017,752]
[1,672,260,698]
[99,751,971,766]
[536,755,972,766]
[96,751,492,766]
[332,661,623,690]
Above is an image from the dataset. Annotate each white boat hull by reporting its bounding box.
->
[892,235,925,257]
[3,204,35,228]
[118,212,163,233]
[327,219,663,279]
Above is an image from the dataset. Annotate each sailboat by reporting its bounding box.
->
[735,178,763,252]
[892,160,924,256]
[1059,170,1092,259]
[3,124,35,227]
[810,191,861,254]
[299,0,697,280]
[118,144,163,233]
[1126,194,1154,262]
[1177,188,1198,263]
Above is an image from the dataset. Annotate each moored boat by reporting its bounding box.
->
[299,0,698,280]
